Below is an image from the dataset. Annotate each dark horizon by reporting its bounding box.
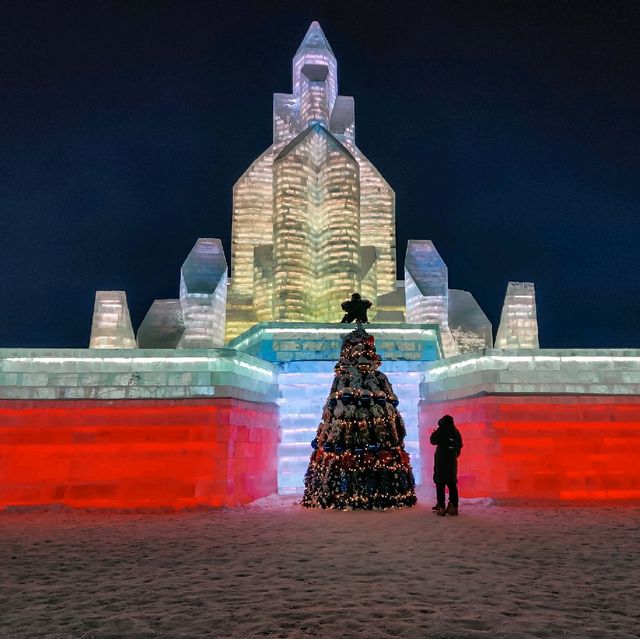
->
[2,1,640,349]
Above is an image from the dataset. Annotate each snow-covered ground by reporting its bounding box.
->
[1,491,639,638]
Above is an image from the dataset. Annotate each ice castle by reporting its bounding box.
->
[2,23,639,509]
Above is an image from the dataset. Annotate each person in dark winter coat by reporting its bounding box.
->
[430,415,463,516]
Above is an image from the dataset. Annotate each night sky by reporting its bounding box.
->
[3,1,640,348]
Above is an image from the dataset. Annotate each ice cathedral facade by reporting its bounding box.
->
[82,23,540,494]
[4,22,637,510]
[101,22,533,357]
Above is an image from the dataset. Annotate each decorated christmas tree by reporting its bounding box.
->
[302,322,417,510]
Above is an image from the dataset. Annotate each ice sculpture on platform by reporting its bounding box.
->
[404,241,459,357]
[137,300,185,349]
[227,21,396,340]
[448,289,493,353]
[89,291,136,349]
[179,239,228,348]
[495,281,539,349]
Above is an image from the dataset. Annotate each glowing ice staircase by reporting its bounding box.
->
[277,362,334,494]
[277,363,422,494]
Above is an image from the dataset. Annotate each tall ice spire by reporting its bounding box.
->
[293,21,338,127]
[295,21,335,57]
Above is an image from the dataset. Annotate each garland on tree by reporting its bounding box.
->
[302,325,417,510]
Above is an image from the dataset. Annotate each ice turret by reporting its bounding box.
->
[495,281,539,349]
[89,291,136,349]
[404,241,459,358]
[179,239,228,348]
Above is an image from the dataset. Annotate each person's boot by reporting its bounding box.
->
[436,506,446,516]
[432,504,439,511]
[446,503,458,516]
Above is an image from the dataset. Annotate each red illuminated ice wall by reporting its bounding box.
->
[420,395,640,500]
[0,399,279,509]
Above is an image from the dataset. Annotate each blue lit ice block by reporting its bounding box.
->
[227,322,443,362]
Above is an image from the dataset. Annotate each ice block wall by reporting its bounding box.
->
[420,350,640,500]
[0,349,279,509]
[89,291,136,349]
[277,361,335,493]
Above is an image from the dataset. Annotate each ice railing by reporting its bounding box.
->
[421,349,640,400]
[0,348,278,402]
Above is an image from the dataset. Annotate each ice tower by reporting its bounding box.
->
[227,22,396,340]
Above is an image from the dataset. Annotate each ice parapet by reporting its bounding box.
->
[404,241,459,358]
[89,291,136,349]
[495,281,538,349]
[179,239,228,348]
[227,22,396,340]
[448,289,493,353]
[137,300,185,349]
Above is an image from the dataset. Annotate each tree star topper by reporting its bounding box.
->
[340,293,372,324]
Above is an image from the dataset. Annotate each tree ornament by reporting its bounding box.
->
[340,387,353,403]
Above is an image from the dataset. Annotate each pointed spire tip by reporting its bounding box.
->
[296,21,334,57]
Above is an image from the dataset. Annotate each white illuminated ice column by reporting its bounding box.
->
[404,240,460,358]
[89,291,136,349]
[178,239,228,348]
[495,281,539,349]
[273,124,361,322]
